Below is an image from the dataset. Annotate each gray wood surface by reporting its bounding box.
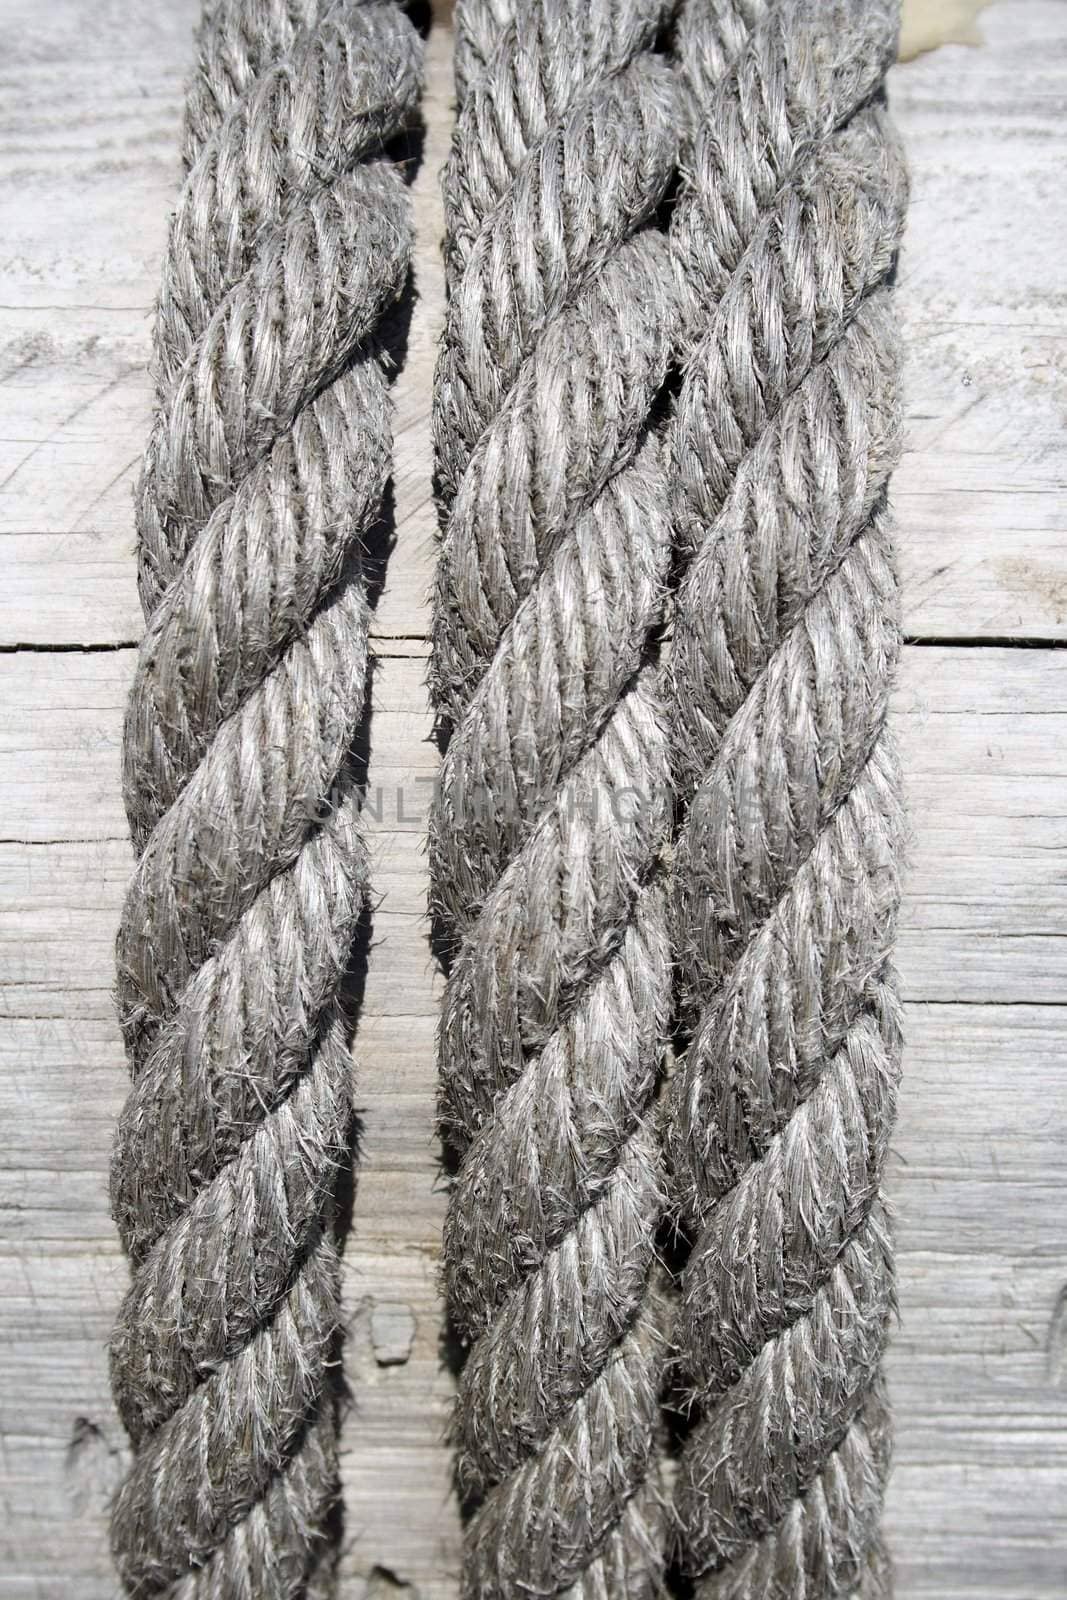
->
[1,2,1065,1596]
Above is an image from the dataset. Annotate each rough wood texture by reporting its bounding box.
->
[0,3,1065,1597]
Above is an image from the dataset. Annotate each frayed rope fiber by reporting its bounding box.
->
[109,2,421,1594]
[433,1,908,1598]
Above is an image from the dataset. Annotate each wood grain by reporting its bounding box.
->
[1,2,1065,1597]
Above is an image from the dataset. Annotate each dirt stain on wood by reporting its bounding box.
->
[996,557,1067,626]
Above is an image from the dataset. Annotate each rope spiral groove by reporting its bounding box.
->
[110,3,421,1593]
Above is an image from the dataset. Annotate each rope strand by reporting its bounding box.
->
[110,5,421,1593]
[663,3,908,1593]
[432,4,682,1594]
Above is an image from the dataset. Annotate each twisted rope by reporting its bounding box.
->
[109,3,421,1594]
[431,4,683,1594]
[662,2,908,1594]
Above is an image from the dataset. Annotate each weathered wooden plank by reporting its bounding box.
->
[5,645,1065,1006]
[2,3,1066,648]
[4,994,1065,1595]
[3,635,1067,1596]
[0,0,193,663]
[892,0,1067,642]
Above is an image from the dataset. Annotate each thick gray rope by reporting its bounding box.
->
[662,2,908,1594]
[109,3,421,1594]
[431,3,684,1595]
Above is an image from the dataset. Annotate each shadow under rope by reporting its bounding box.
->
[323,89,427,1573]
